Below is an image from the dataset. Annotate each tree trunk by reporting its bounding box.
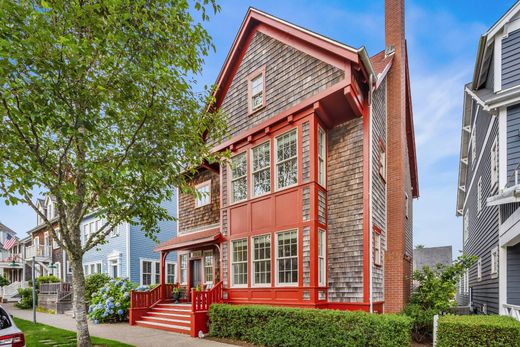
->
[70,256,92,347]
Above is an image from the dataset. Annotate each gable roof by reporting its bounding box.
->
[213,7,375,109]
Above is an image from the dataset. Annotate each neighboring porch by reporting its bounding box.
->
[129,228,223,337]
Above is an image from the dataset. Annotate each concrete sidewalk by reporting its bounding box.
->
[4,303,232,347]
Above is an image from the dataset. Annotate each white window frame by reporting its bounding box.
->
[477,176,482,214]
[251,234,272,287]
[195,180,211,208]
[477,258,482,281]
[275,128,299,191]
[109,258,119,278]
[141,259,153,286]
[491,246,499,278]
[54,261,61,280]
[318,229,326,286]
[275,229,298,287]
[463,213,469,245]
[405,193,409,219]
[83,261,102,276]
[374,231,382,267]
[248,67,265,114]
[166,261,177,284]
[230,152,248,204]
[203,250,214,285]
[231,238,248,288]
[250,141,271,198]
[179,254,188,285]
[317,126,327,188]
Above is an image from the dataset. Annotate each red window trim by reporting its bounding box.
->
[247,65,266,115]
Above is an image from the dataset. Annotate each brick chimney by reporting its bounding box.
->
[384,0,413,313]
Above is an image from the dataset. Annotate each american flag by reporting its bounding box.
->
[3,234,16,251]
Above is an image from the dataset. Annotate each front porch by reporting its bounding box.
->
[129,228,224,337]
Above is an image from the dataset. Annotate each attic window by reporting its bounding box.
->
[248,67,265,114]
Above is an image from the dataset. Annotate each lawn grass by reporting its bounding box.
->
[13,317,133,347]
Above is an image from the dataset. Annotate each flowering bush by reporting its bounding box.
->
[87,278,137,324]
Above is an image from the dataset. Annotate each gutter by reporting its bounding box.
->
[368,72,374,314]
[357,46,376,80]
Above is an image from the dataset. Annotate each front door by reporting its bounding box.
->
[190,259,202,288]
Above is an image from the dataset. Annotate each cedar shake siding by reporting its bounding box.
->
[178,169,220,234]
[327,118,364,302]
[220,31,345,138]
[371,80,387,302]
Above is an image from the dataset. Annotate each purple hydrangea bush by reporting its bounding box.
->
[87,278,141,323]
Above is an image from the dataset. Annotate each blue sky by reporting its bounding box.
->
[0,0,516,255]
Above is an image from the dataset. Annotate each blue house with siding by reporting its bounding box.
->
[81,197,177,286]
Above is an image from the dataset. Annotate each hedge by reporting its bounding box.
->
[209,304,412,347]
[437,315,520,347]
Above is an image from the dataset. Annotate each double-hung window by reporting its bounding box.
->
[231,239,248,286]
[318,127,326,187]
[318,230,326,286]
[231,153,247,203]
[142,261,152,285]
[249,69,265,113]
[276,129,298,190]
[276,230,298,285]
[251,142,271,197]
[195,180,211,208]
[180,254,188,285]
[167,263,176,284]
[204,251,213,284]
[252,234,271,286]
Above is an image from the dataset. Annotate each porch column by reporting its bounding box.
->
[160,251,167,300]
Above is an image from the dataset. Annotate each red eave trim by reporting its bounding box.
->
[212,79,349,153]
[154,228,221,252]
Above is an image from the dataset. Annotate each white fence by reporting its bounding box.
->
[0,281,28,302]
[24,244,52,260]
[503,304,520,321]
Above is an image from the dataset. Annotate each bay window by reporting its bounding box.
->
[275,129,298,190]
[317,127,326,187]
[276,230,298,285]
[251,141,271,197]
[231,153,247,203]
[231,239,248,286]
[252,234,271,286]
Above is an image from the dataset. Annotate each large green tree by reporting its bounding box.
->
[0,1,226,345]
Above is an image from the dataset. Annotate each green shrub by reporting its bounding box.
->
[0,275,9,287]
[15,288,35,309]
[88,278,136,323]
[209,304,412,347]
[437,315,520,347]
[30,275,60,290]
[85,273,111,305]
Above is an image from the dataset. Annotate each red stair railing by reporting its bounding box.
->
[129,283,176,325]
[191,281,223,312]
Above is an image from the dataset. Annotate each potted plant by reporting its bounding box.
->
[172,284,181,304]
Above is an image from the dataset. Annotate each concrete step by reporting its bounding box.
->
[141,316,190,326]
[135,320,191,335]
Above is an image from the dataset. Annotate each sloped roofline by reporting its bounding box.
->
[212,7,376,108]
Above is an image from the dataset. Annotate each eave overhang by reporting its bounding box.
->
[155,228,222,252]
[487,185,520,206]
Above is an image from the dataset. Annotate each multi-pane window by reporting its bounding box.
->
[204,251,213,284]
[142,261,152,285]
[477,177,482,214]
[463,213,469,245]
[318,127,326,187]
[276,129,298,190]
[277,230,298,285]
[251,142,271,197]
[318,230,326,286]
[250,73,264,112]
[374,231,382,266]
[231,239,248,286]
[195,181,211,208]
[253,235,271,286]
[491,247,499,277]
[379,142,386,180]
[231,153,247,203]
[154,262,160,284]
[167,263,176,284]
[491,138,498,189]
[180,254,188,284]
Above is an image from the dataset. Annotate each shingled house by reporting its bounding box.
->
[130,0,418,336]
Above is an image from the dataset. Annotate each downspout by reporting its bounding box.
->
[368,73,375,313]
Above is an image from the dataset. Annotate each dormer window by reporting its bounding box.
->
[248,67,265,114]
[195,180,211,208]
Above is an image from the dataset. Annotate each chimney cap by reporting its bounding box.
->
[384,45,395,58]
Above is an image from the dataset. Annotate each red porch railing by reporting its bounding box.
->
[191,281,223,312]
[129,283,176,325]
